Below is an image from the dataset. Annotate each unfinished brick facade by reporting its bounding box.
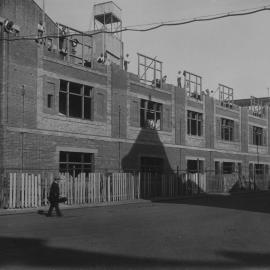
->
[0,0,269,185]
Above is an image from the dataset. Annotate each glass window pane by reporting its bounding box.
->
[84,86,92,97]
[59,163,68,173]
[60,80,68,92]
[69,94,82,118]
[59,152,93,176]
[59,92,67,115]
[148,101,154,110]
[84,97,91,120]
[60,152,67,162]
[69,82,82,94]
[141,100,146,108]
[84,153,92,163]
[140,109,146,127]
[198,121,202,136]
[68,152,82,163]
[191,119,197,135]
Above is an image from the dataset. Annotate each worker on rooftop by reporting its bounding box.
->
[124,53,130,71]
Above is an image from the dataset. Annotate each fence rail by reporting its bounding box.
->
[0,171,269,209]
[0,172,141,209]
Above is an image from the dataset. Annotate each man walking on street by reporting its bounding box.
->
[47,177,62,217]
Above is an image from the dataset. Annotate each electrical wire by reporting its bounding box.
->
[123,4,270,29]
[0,5,270,41]
[119,6,270,33]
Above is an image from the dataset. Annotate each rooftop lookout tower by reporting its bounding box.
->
[92,1,123,66]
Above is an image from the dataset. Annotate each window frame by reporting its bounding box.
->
[185,71,202,100]
[222,162,235,174]
[59,151,94,176]
[221,118,234,141]
[252,126,263,146]
[187,110,203,136]
[187,159,204,173]
[59,80,93,120]
[254,163,264,175]
[140,99,162,130]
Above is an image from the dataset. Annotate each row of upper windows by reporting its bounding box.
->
[46,80,267,145]
[59,151,269,177]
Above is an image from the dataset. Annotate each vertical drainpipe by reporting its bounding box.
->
[42,0,46,43]
[102,11,105,57]
[118,105,121,172]
[21,85,25,172]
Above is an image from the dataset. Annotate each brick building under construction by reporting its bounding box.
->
[0,0,270,191]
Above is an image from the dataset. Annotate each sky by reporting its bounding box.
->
[34,0,270,99]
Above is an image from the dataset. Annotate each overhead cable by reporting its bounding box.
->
[0,5,270,42]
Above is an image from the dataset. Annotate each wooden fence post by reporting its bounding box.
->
[9,173,12,209]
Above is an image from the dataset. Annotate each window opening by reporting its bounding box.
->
[187,111,203,136]
[222,162,235,174]
[219,84,234,108]
[253,126,263,146]
[249,96,264,118]
[59,151,94,176]
[47,94,53,108]
[187,159,204,173]
[140,99,162,130]
[59,80,92,120]
[255,164,264,175]
[185,71,202,100]
[47,38,53,51]
[137,53,163,87]
[215,161,220,175]
[221,118,234,141]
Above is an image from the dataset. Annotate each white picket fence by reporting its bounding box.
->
[3,171,267,209]
[140,172,206,198]
[2,172,141,209]
[9,173,43,209]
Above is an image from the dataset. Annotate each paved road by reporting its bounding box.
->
[1,193,270,269]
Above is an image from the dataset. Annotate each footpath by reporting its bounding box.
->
[0,190,268,216]
[0,199,152,216]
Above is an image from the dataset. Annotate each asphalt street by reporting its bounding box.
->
[1,193,270,270]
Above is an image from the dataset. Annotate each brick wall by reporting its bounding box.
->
[205,95,214,148]
[5,39,38,129]
[240,107,248,153]
[0,0,56,37]
[3,130,121,171]
[174,86,186,145]
[111,64,128,138]
[1,0,270,174]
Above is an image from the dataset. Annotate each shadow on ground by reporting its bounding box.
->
[157,192,270,214]
[121,128,270,214]
[1,236,270,269]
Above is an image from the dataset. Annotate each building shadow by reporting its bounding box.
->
[121,128,270,214]
[121,128,203,199]
[160,191,270,214]
[1,236,270,268]
[121,128,174,173]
